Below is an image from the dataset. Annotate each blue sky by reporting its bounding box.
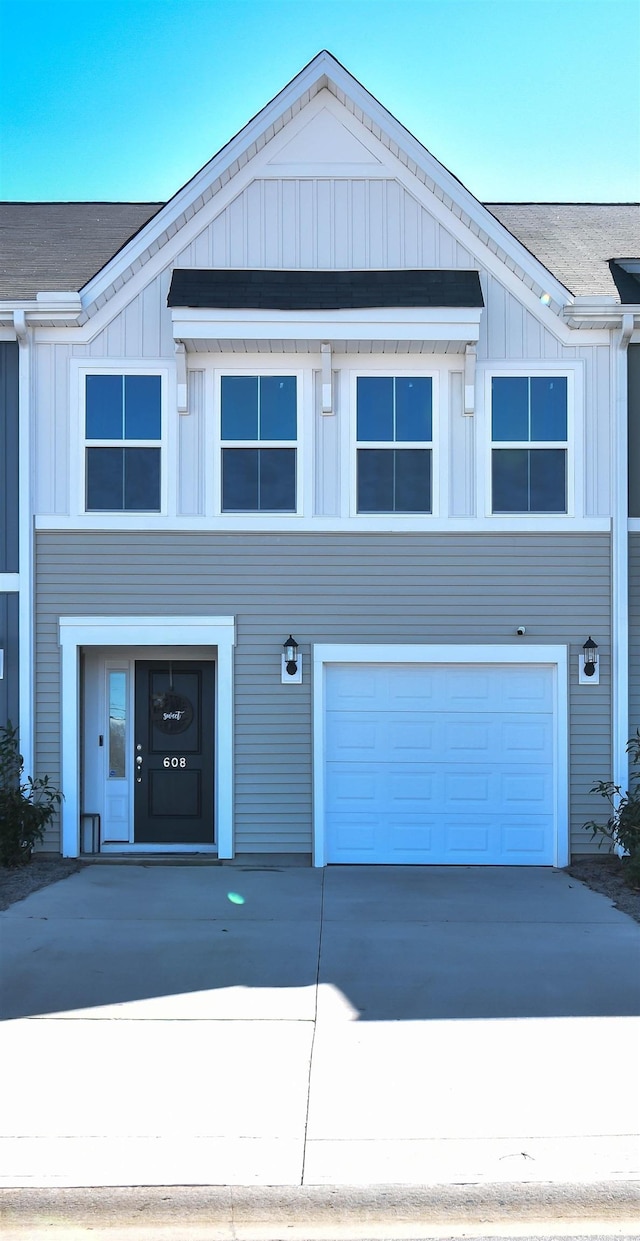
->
[0,0,638,203]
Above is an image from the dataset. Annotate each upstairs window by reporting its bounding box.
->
[221,375,297,512]
[491,376,567,513]
[356,376,432,513]
[85,375,161,511]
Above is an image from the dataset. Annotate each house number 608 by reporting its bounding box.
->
[163,757,187,768]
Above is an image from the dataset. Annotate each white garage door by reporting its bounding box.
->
[324,663,556,865]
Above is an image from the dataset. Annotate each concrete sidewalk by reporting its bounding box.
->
[1,864,639,1188]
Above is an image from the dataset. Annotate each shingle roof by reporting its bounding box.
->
[0,202,163,299]
[0,200,638,303]
[167,269,484,309]
[486,203,640,298]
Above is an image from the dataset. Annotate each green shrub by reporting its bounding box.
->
[585,732,640,887]
[0,723,63,868]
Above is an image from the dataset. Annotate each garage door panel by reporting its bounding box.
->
[327,763,436,811]
[323,662,557,865]
[326,713,436,762]
[326,665,437,711]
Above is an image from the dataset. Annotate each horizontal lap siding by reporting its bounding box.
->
[36,532,611,856]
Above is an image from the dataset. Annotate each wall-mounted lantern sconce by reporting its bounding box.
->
[579,636,599,685]
[281,635,302,684]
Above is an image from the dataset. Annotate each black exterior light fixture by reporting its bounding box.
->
[583,637,598,678]
[284,635,299,675]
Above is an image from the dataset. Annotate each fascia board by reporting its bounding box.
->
[170,306,482,343]
[0,297,82,325]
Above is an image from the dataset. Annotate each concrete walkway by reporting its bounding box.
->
[1,864,639,1188]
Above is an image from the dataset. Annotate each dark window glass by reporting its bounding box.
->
[86,375,123,439]
[491,377,529,441]
[358,449,394,511]
[357,377,394,441]
[260,376,297,440]
[394,449,431,512]
[395,378,432,442]
[493,449,566,512]
[357,449,431,513]
[86,447,124,510]
[259,449,296,510]
[222,448,296,511]
[124,375,161,439]
[124,448,161,510]
[222,448,259,510]
[530,377,567,441]
[529,448,566,511]
[86,447,160,511]
[492,449,529,512]
[221,376,258,440]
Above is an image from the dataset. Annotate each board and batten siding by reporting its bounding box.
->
[629,533,640,738]
[0,593,19,729]
[35,531,610,856]
[0,342,19,573]
[629,344,640,518]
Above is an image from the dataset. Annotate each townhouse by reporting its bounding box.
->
[0,52,638,865]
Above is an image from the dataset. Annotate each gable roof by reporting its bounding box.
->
[0,51,637,307]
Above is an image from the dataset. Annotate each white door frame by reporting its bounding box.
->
[59,615,235,858]
[312,643,569,868]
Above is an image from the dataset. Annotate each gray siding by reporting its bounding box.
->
[629,345,640,517]
[0,342,19,572]
[0,593,19,729]
[36,532,611,857]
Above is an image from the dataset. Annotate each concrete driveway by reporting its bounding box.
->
[1,863,639,1187]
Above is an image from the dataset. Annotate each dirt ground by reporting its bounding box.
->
[0,854,639,921]
[565,854,640,923]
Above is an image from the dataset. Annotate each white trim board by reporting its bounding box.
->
[59,615,235,858]
[312,643,569,868]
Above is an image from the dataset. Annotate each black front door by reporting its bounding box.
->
[134,661,214,844]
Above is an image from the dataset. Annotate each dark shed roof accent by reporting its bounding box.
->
[167,269,484,310]
[609,261,640,304]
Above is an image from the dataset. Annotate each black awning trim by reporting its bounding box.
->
[167,269,484,310]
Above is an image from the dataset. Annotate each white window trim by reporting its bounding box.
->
[72,361,172,519]
[480,363,583,520]
[59,615,235,859]
[312,643,569,869]
[212,367,308,517]
[348,368,441,519]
